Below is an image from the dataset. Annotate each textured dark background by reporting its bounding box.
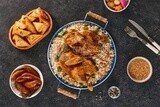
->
[0,0,160,107]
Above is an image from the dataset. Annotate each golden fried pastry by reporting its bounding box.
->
[19,15,26,24]
[37,7,48,19]
[25,17,37,33]
[12,28,31,37]
[9,7,51,49]
[33,22,44,32]
[14,21,27,29]
[12,35,30,47]
[39,16,50,26]
[33,22,49,34]
[29,9,39,18]
[26,34,42,44]
[27,16,37,22]
[29,7,48,19]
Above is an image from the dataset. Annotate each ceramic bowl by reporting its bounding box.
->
[127,57,152,83]
[9,64,44,99]
[108,86,120,99]
[104,0,131,12]
[9,8,53,50]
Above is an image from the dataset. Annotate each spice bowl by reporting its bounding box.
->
[108,86,120,99]
[9,64,44,99]
[104,0,131,12]
[127,57,152,83]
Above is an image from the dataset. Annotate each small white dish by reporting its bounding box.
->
[104,0,131,13]
[9,64,44,99]
[127,57,152,83]
[108,86,120,99]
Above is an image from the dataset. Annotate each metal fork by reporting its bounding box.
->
[124,26,160,55]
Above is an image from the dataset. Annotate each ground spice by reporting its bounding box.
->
[128,59,150,80]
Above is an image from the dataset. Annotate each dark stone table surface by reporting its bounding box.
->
[0,0,160,107]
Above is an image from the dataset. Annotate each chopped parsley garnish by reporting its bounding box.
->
[62,44,70,52]
[93,29,99,34]
[63,73,67,77]
[71,29,77,32]
[91,74,95,78]
[58,29,67,38]
[54,54,60,62]
[99,43,103,49]
[92,59,96,65]
[79,83,84,87]
[96,65,99,71]
[83,25,88,30]
[54,51,62,62]
[57,66,62,72]
[106,37,110,43]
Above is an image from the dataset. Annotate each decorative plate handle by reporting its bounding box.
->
[86,11,108,23]
[57,88,78,99]
[57,83,81,100]
[84,11,108,29]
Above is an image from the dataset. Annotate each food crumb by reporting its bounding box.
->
[95,91,103,101]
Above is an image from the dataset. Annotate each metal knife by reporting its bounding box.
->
[129,19,160,51]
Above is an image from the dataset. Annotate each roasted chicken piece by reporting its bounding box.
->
[70,59,97,91]
[70,67,86,84]
[58,60,72,74]
[82,30,100,45]
[78,59,97,75]
[65,56,83,66]
[72,43,99,56]
[64,31,100,56]
[65,32,84,48]
[58,51,84,73]
[59,30,101,91]
[59,51,76,62]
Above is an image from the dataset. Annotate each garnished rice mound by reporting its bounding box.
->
[50,23,114,91]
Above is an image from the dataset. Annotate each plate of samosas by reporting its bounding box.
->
[9,7,53,50]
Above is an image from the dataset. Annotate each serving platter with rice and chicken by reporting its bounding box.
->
[47,11,116,99]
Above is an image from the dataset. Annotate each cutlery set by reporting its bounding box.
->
[124,19,160,55]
